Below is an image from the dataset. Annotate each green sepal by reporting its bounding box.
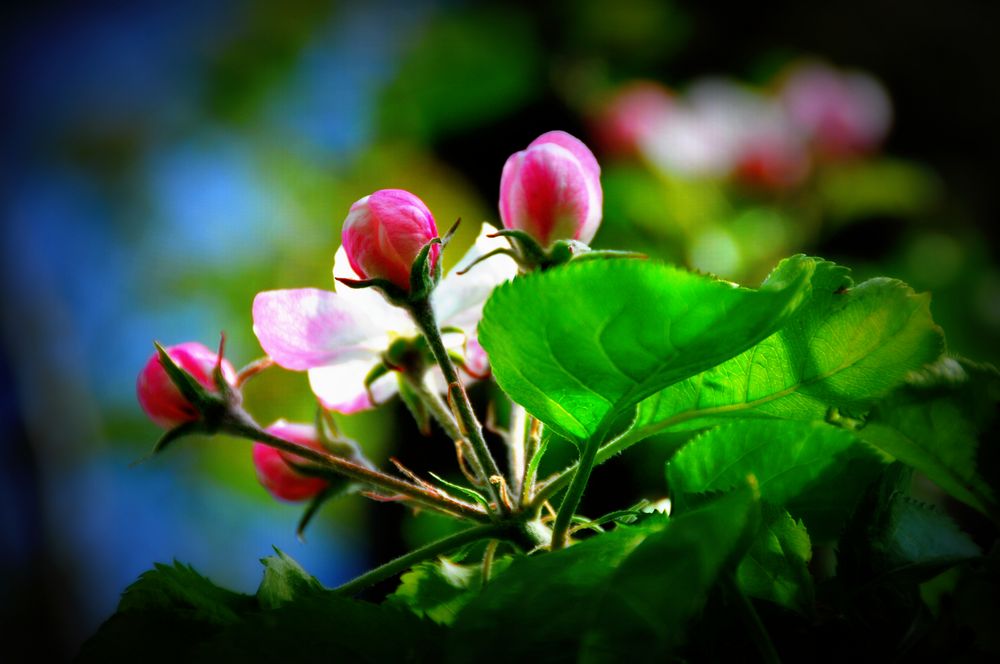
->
[408,236,444,301]
[153,340,230,430]
[428,472,492,512]
[295,483,356,541]
[398,374,432,436]
[152,421,205,455]
[335,276,409,303]
[362,363,391,406]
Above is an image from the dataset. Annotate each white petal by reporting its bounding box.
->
[332,245,414,334]
[308,357,399,414]
[432,223,518,330]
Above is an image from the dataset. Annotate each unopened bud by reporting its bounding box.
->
[137,342,236,429]
[341,189,440,291]
[499,131,602,248]
[252,421,331,502]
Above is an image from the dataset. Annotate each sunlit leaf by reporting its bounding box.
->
[632,261,943,437]
[480,256,815,442]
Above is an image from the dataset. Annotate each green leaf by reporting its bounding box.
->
[449,488,759,662]
[667,420,884,539]
[81,560,443,663]
[479,256,815,443]
[860,358,1000,519]
[257,548,325,609]
[737,504,814,613]
[632,261,943,437]
[199,594,445,663]
[387,556,514,625]
[877,496,981,582]
[78,562,255,662]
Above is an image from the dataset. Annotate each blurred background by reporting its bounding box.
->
[2,0,998,657]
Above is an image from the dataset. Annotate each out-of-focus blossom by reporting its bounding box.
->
[639,79,810,188]
[592,81,674,156]
[499,130,603,247]
[341,189,440,291]
[136,342,236,429]
[780,62,892,158]
[252,421,330,502]
[252,224,517,413]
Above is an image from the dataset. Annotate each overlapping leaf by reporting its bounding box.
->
[860,358,999,519]
[480,256,815,442]
[448,488,759,662]
[631,261,943,438]
[667,420,883,539]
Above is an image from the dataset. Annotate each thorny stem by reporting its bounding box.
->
[408,298,508,515]
[223,418,489,522]
[334,522,514,596]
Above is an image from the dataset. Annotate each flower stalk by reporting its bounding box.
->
[408,297,509,515]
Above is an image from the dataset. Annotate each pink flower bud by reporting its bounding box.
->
[136,342,236,429]
[252,421,330,502]
[341,189,440,292]
[499,130,603,247]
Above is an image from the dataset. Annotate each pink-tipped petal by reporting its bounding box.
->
[252,288,390,371]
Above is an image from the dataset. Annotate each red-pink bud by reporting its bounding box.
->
[252,421,330,502]
[499,131,602,248]
[341,189,440,291]
[136,342,236,429]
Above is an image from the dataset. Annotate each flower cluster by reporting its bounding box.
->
[137,130,604,507]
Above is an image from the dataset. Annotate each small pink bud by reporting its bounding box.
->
[136,342,236,429]
[592,81,674,156]
[341,189,440,291]
[252,421,330,502]
[499,131,603,248]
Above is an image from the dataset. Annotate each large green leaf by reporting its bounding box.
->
[667,420,884,539]
[860,358,999,519]
[79,558,443,663]
[448,488,759,662]
[79,562,255,662]
[632,261,943,438]
[479,256,815,442]
[737,504,814,613]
